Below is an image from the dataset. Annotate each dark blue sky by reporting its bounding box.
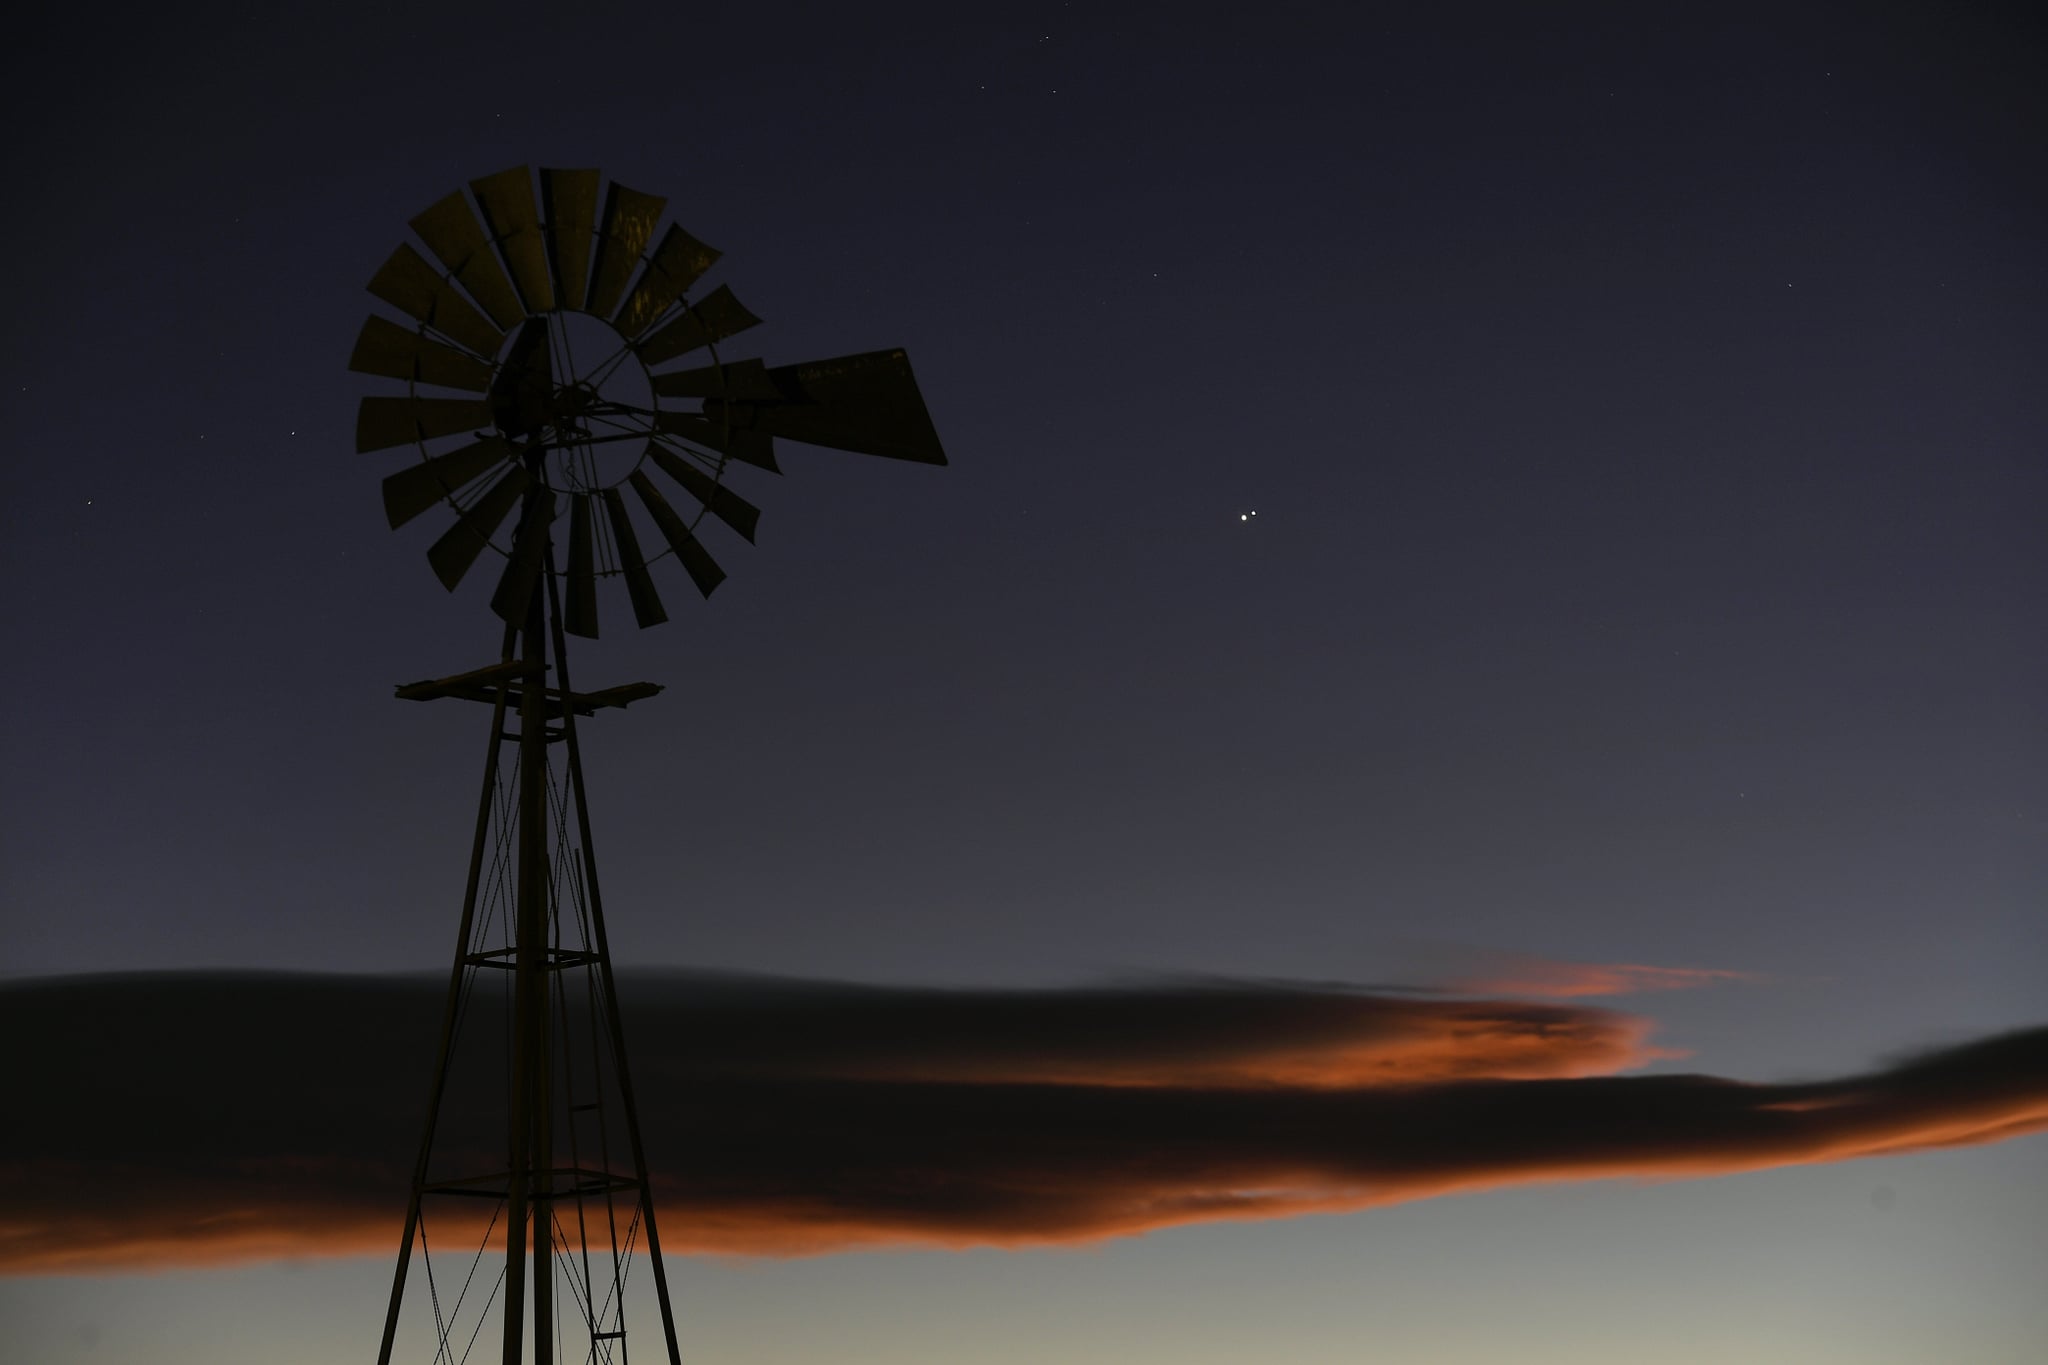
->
[3,5,2043,1361]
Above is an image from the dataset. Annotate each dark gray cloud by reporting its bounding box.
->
[3,970,2043,1272]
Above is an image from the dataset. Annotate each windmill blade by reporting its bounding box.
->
[541,168,600,316]
[648,444,760,543]
[648,357,782,401]
[599,486,668,627]
[382,437,514,528]
[653,412,778,473]
[357,396,494,453]
[349,315,494,392]
[489,487,555,625]
[613,224,721,338]
[630,471,726,599]
[470,166,554,314]
[367,244,507,359]
[487,318,554,438]
[428,465,529,591]
[411,189,525,331]
[564,492,599,638]
[634,284,763,366]
[706,349,946,464]
[586,183,666,319]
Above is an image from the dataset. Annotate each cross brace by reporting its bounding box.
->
[395,660,662,717]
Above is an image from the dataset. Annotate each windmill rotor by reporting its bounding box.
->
[351,164,946,638]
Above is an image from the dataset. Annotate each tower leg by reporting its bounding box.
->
[547,560,686,1365]
[503,580,551,1365]
[378,627,517,1365]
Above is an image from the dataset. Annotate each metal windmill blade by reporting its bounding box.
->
[352,165,947,638]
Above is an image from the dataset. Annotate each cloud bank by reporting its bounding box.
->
[3,970,2044,1274]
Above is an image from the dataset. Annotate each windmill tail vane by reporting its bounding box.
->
[354,165,945,1365]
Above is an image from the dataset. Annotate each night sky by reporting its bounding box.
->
[4,4,2045,1362]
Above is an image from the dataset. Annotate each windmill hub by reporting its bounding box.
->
[552,381,600,419]
[482,314,658,498]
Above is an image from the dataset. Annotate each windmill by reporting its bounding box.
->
[352,165,945,1365]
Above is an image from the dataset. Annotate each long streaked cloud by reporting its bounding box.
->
[2,970,2043,1274]
[1448,952,1762,998]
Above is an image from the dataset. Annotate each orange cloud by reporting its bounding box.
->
[2,971,2042,1275]
[798,992,1666,1088]
[1451,953,1759,998]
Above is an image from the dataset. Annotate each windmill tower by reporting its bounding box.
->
[351,166,946,1365]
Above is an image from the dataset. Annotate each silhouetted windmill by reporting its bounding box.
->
[352,165,945,1365]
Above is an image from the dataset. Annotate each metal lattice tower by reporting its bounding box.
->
[352,165,946,1365]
